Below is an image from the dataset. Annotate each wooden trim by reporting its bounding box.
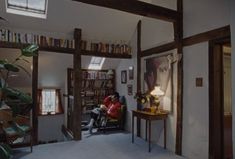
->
[73,28,82,140]
[209,40,224,159]
[82,50,131,59]
[0,41,132,59]
[0,41,75,54]
[141,26,230,58]
[137,20,141,137]
[183,26,230,46]
[72,0,179,22]
[37,112,64,117]
[32,55,38,144]
[174,0,183,155]
[209,37,231,159]
[11,143,32,148]
[141,41,177,57]
[61,125,74,140]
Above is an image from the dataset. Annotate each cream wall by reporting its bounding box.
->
[116,28,137,133]
[119,0,231,158]
[182,43,209,159]
[182,0,230,158]
[141,0,175,50]
[117,0,178,153]
[184,0,230,37]
[38,51,73,142]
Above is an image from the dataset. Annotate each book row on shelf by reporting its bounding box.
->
[81,89,114,97]
[82,80,113,89]
[0,29,75,49]
[82,71,113,80]
[81,40,131,55]
[0,29,131,54]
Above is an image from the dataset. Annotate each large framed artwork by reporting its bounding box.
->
[144,54,175,112]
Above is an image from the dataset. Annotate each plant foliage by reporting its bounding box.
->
[0,44,38,159]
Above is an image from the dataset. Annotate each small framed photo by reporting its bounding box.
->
[121,70,127,84]
[129,66,134,80]
[127,84,133,95]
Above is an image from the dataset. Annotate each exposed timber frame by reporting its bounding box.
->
[174,0,183,155]
[72,0,179,22]
[137,20,142,137]
[73,28,82,140]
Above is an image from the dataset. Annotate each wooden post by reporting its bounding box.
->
[174,0,183,155]
[137,20,142,137]
[73,28,82,140]
[32,54,38,144]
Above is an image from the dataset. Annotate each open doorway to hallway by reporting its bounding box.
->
[209,38,232,159]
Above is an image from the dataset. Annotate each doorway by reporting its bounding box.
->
[209,37,232,159]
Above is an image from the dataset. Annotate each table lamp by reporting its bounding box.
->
[150,86,164,113]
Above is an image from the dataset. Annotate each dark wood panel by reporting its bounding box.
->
[32,55,38,144]
[141,41,177,57]
[209,41,224,159]
[137,20,141,137]
[73,28,82,140]
[224,114,233,159]
[183,26,230,47]
[175,0,183,155]
[39,46,74,54]
[141,26,230,58]
[81,50,131,59]
[61,125,74,140]
[0,41,132,59]
[72,0,179,22]
[0,41,75,54]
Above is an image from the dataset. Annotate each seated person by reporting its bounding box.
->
[85,92,121,134]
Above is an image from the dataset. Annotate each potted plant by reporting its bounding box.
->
[0,44,39,159]
[134,91,151,110]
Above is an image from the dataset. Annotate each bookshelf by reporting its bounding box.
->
[67,68,115,114]
[81,40,131,55]
[0,29,75,49]
[0,28,132,58]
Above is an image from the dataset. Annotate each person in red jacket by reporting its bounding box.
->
[86,92,121,134]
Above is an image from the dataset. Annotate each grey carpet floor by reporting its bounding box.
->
[13,131,185,159]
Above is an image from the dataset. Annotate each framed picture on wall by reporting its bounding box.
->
[129,66,134,80]
[127,84,133,95]
[121,70,127,84]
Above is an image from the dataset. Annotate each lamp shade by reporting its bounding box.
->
[150,86,164,96]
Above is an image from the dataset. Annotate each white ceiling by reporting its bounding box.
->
[0,0,145,42]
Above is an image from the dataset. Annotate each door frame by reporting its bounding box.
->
[209,37,231,159]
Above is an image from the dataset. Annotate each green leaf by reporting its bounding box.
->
[0,60,8,69]
[4,63,20,72]
[3,87,32,104]
[0,144,12,159]
[21,44,39,57]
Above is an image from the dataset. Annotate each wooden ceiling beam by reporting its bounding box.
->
[72,0,179,22]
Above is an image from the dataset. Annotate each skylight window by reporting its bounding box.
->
[88,57,105,70]
[6,0,48,19]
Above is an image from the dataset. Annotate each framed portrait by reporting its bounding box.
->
[144,53,174,112]
[127,84,133,95]
[121,70,127,84]
[129,66,134,80]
